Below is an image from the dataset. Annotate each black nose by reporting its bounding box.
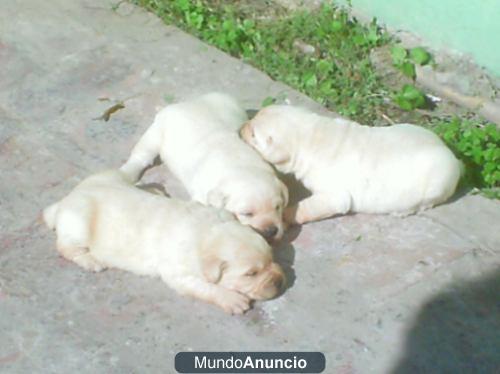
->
[274,277,284,290]
[263,226,278,238]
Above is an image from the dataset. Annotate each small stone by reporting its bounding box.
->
[293,39,316,55]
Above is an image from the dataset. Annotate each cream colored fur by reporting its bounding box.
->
[43,170,285,314]
[241,105,462,224]
[120,93,288,241]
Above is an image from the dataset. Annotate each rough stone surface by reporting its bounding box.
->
[1,1,499,373]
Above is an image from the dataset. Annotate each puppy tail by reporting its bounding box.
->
[43,202,60,230]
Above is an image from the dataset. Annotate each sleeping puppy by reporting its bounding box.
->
[241,105,462,224]
[43,170,285,314]
[120,93,288,241]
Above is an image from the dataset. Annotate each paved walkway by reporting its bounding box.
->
[1,1,498,373]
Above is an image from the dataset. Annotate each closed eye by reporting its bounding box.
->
[240,211,254,217]
[245,270,258,277]
[251,129,255,138]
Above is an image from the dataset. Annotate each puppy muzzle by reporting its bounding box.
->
[262,225,278,239]
[257,227,283,243]
[251,263,286,300]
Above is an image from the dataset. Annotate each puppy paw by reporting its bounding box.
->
[73,254,106,272]
[215,289,251,315]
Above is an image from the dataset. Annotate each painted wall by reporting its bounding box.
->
[335,0,500,76]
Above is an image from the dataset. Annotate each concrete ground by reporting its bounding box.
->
[1,1,499,373]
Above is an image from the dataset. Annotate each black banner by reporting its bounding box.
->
[175,352,325,373]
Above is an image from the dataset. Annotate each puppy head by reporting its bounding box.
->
[240,105,301,166]
[207,175,288,241]
[201,222,286,300]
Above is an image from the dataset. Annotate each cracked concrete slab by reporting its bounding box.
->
[1,1,499,373]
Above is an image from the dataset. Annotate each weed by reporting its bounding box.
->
[390,45,431,110]
[393,84,427,111]
[409,47,432,66]
[433,119,500,198]
[133,0,391,122]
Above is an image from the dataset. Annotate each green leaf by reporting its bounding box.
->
[401,84,425,102]
[391,46,407,65]
[348,100,360,114]
[410,47,431,65]
[176,0,190,11]
[394,84,427,110]
[394,96,413,111]
[319,80,334,96]
[316,60,333,75]
[367,28,380,44]
[331,20,343,32]
[222,19,235,31]
[243,19,255,30]
[303,72,318,87]
[353,33,367,46]
[261,96,276,107]
[400,61,416,80]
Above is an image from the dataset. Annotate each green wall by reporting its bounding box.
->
[339,0,500,76]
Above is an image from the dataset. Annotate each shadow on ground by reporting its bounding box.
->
[274,238,296,292]
[391,269,500,373]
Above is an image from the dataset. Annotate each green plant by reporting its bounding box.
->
[132,0,391,123]
[390,45,431,79]
[433,119,500,197]
[410,47,432,65]
[390,46,432,110]
[393,84,427,111]
[261,96,276,107]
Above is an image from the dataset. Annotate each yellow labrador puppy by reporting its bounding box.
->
[120,93,288,241]
[43,170,285,314]
[241,105,462,224]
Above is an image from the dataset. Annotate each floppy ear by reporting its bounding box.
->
[200,252,227,283]
[206,187,228,209]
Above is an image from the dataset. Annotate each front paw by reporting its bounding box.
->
[73,254,106,272]
[215,289,251,315]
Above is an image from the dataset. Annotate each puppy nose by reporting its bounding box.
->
[263,225,278,239]
[274,277,284,290]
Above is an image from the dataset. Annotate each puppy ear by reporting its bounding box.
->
[206,188,228,209]
[200,252,227,283]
